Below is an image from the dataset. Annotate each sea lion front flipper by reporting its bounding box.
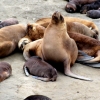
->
[23,66,30,76]
[32,76,49,82]
[76,50,94,62]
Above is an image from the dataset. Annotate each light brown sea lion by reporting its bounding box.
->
[24,95,51,100]
[23,56,57,82]
[0,24,26,57]
[0,62,12,82]
[0,18,19,28]
[35,16,99,35]
[42,11,91,81]
[19,12,91,81]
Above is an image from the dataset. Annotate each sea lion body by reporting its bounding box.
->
[23,56,57,82]
[42,11,91,80]
[0,62,12,82]
[0,18,19,28]
[0,24,26,57]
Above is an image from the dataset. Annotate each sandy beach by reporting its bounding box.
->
[0,0,100,100]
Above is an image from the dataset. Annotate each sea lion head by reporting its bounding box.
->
[65,3,76,13]
[51,11,64,24]
[26,23,45,41]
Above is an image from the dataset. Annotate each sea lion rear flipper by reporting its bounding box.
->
[32,76,49,82]
[66,71,92,81]
[76,50,94,62]
[23,66,30,76]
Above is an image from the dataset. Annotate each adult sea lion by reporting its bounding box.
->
[42,11,91,81]
[0,24,26,57]
[36,16,99,35]
[0,62,12,82]
[23,56,57,82]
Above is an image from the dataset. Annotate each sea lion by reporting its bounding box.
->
[68,31,100,63]
[42,11,91,81]
[36,17,99,37]
[0,18,19,28]
[0,62,12,82]
[86,9,100,19]
[80,0,100,14]
[23,56,57,82]
[65,0,97,13]
[24,95,51,100]
[0,24,26,57]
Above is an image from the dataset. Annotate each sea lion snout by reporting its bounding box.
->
[52,11,64,24]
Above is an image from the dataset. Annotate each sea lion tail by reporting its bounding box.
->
[32,76,49,82]
[23,66,30,76]
[66,71,92,81]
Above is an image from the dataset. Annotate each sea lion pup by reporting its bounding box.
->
[0,62,12,82]
[0,18,19,28]
[23,56,57,82]
[65,0,97,13]
[0,24,26,57]
[86,9,100,19]
[80,0,100,14]
[24,95,51,100]
[42,11,91,81]
[36,17,99,36]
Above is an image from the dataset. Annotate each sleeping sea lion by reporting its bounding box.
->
[0,18,19,28]
[36,16,99,35]
[23,56,57,82]
[0,62,12,82]
[0,24,26,57]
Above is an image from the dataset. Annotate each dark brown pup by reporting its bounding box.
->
[0,18,19,28]
[23,56,57,82]
[80,0,100,14]
[86,9,100,19]
[65,0,97,13]
[0,62,12,82]
[24,95,51,100]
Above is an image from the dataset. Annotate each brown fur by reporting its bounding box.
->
[0,62,12,82]
[36,17,99,37]
[42,11,91,80]
[68,32,100,62]
[19,12,92,80]
[23,56,57,82]
[65,0,97,13]
[0,24,26,57]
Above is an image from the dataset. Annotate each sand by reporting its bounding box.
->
[0,0,100,100]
